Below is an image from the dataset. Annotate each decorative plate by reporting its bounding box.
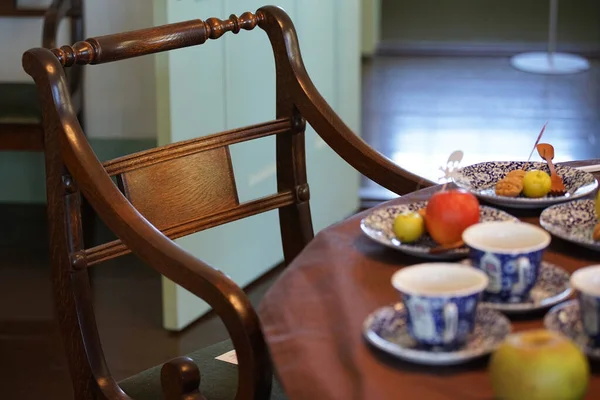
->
[540,199,600,252]
[544,300,600,360]
[363,303,511,366]
[452,161,598,209]
[460,259,572,314]
[360,202,518,259]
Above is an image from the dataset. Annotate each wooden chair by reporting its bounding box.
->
[22,5,432,400]
[0,0,83,151]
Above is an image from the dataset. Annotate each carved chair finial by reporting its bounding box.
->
[52,40,96,67]
[204,11,262,40]
[50,11,265,67]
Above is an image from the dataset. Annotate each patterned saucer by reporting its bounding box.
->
[540,199,600,252]
[364,303,511,366]
[452,161,597,209]
[544,300,600,361]
[360,202,518,260]
[460,259,572,314]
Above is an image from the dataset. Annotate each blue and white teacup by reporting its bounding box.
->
[391,263,489,349]
[462,221,551,303]
[571,265,600,347]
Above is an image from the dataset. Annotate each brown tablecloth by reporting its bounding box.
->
[258,160,600,400]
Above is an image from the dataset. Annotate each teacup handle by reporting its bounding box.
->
[443,303,458,343]
[517,258,531,294]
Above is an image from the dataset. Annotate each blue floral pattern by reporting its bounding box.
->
[540,199,600,252]
[402,291,482,349]
[578,293,600,347]
[544,300,600,360]
[461,259,572,314]
[468,248,544,303]
[452,161,597,209]
[361,201,518,259]
[364,303,511,366]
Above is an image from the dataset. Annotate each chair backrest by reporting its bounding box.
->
[0,0,84,127]
[42,0,85,109]
[0,0,46,16]
[0,0,83,74]
[23,6,431,400]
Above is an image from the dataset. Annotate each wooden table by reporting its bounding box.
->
[258,161,600,399]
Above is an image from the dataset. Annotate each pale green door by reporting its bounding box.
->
[154,0,361,331]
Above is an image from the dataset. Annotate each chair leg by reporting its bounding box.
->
[81,196,96,248]
[80,196,96,286]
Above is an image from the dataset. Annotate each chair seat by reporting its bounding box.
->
[119,339,287,400]
[0,83,42,124]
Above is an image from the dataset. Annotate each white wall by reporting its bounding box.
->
[0,0,156,139]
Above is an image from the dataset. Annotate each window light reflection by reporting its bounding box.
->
[389,128,576,183]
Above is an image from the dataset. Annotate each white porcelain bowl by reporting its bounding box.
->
[462,221,551,255]
[571,265,600,297]
[391,263,489,297]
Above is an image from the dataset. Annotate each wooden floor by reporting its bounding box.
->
[2,56,600,398]
[361,55,600,203]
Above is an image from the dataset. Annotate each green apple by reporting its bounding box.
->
[393,211,425,243]
[489,329,589,400]
[522,170,552,198]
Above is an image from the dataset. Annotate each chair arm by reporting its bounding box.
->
[42,0,74,49]
[258,6,435,196]
[23,47,272,400]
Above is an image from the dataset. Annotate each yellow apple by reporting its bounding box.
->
[595,190,600,219]
[393,211,425,243]
[489,329,589,400]
[522,170,552,198]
